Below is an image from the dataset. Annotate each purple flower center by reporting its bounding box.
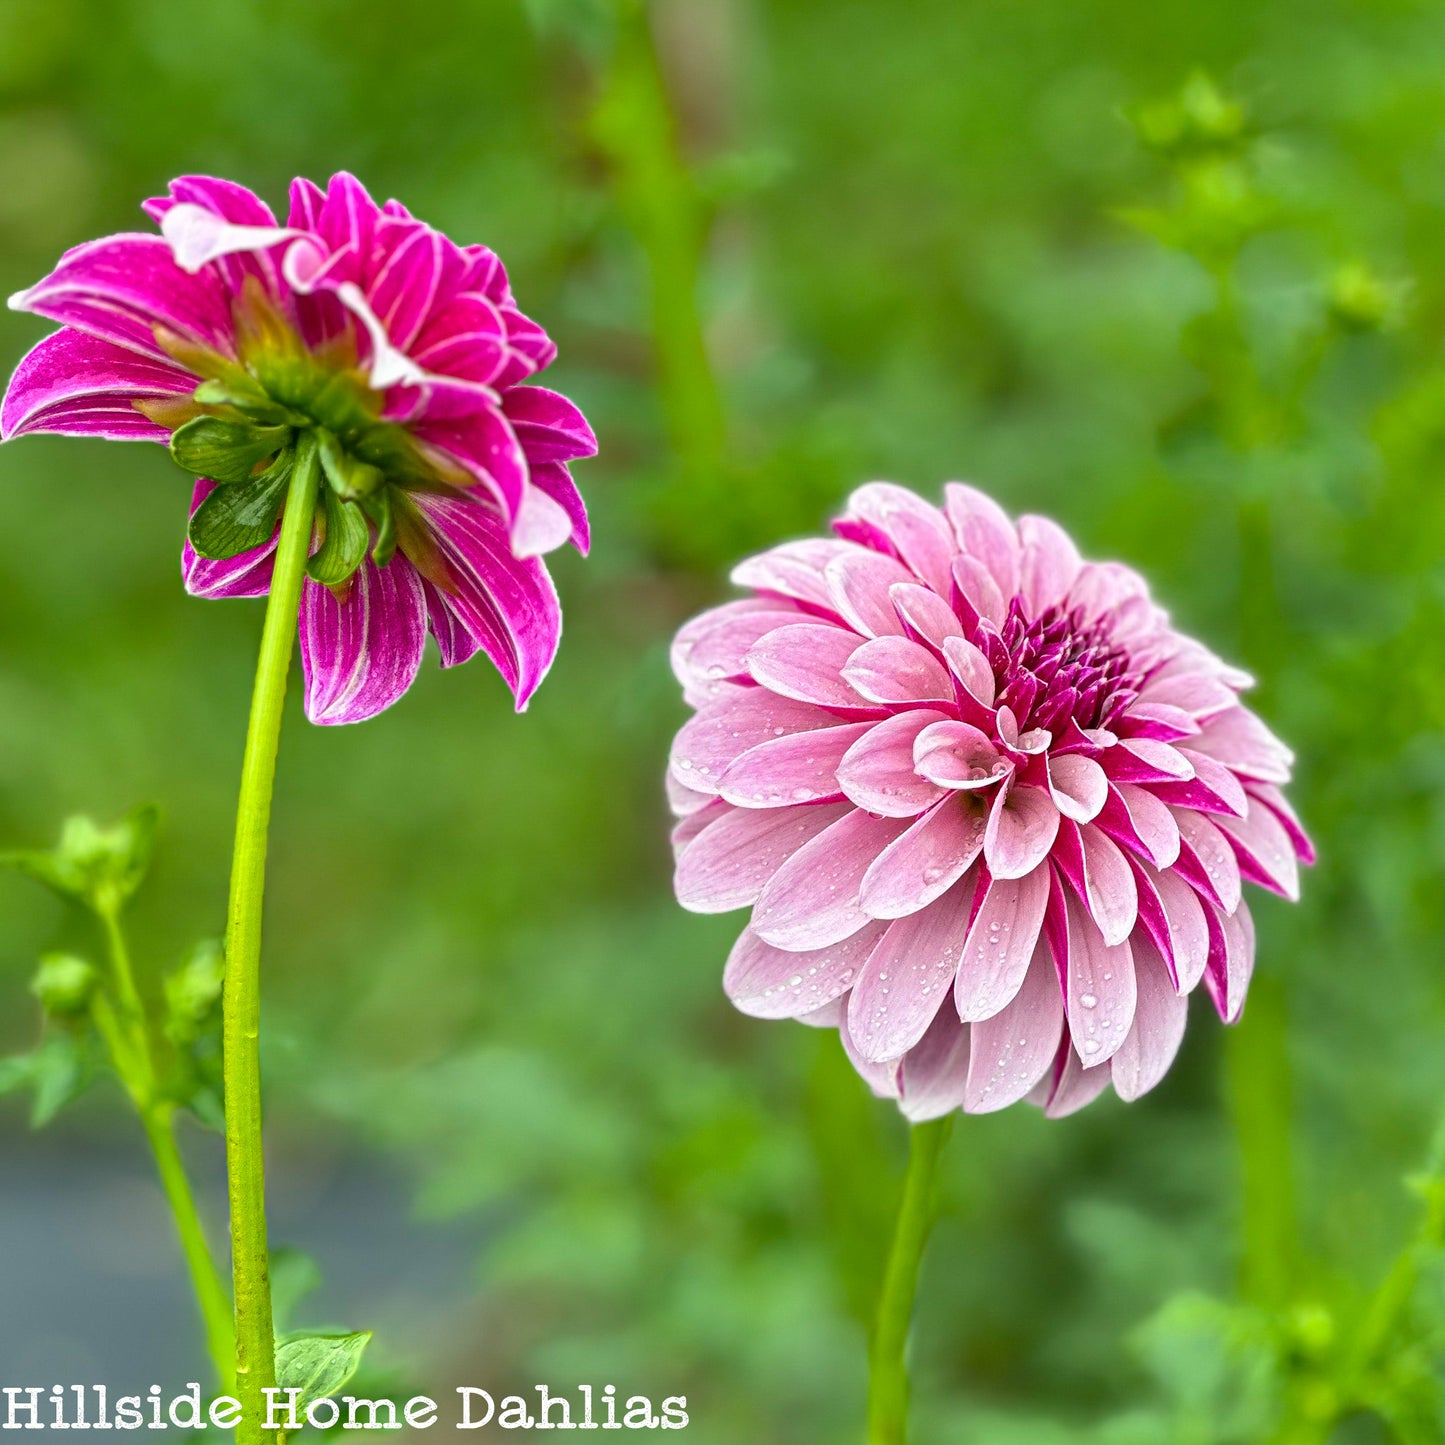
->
[994,601,1141,735]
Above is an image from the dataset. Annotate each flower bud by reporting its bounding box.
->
[30,953,98,1017]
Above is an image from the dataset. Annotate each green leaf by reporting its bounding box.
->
[274,1332,373,1412]
[1,805,159,910]
[307,486,371,588]
[28,1032,90,1128]
[188,457,295,560]
[171,415,292,484]
[0,1054,35,1096]
[364,486,397,567]
[317,428,386,502]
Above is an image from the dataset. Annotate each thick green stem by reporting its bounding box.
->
[867,1117,954,1445]
[223,435,318,1442]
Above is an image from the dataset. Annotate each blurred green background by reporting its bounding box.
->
[3,0,1445,1439]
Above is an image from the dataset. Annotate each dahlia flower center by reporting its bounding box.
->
[143,280,457,592]
[993,601,1140,735]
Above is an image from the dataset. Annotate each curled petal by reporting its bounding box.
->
[915,720,1010,790]
[983,783,1060,880]
[299,557,428,725]
[1047,752,1108,824]
[837,710,952,817]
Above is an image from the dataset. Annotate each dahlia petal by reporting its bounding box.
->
[897,1008,972,1121]
[368,221,464,351]
[502,385,598,464]
[1062,892,1136,1068]
[409,491,561,709]
[915,720,1010,790]
[181,480,279,598]
[841,483,957,596]
[836,710,952,817]
[678,608,804,689]
[1121,702,1201,742]
[10,234,235,360]
[1153,747,1249,818]
[849,873,979,1062]
[824,550,913,637]
[718,722,872,807]
[1043,1043,1114,1118]
[411,292,509,386]
[1046,752,1108,824]
[724,921,887,1020]
[670,690,837,795]
[954,866,1051,1021]
[299,557,428,725]
[952,555,1007,629]
[746,622,872,710]
[732,539,861,609]
[1203,902,1254,1023]
[1172,809,1243,913]
[1189,707,1293,784]
[842,635,953,705]
[1110,935,1188,1102]
[841,1016,905,1102]
[1075,822,1139,946]
[1247,782,1316,865]
[666,772,715,821]
[528,462,590,554]
[1136,671,1238,722]
[941,636,997,708]
[1215,800,1300,901]
[943,482,1020,598]
[964,943,1064,1113]
[1097,782,1181,869]
[889,582,964,650]
[1131,860,1210,993]
[1,329,194,441]
[1017,514,1082,615]
[752,809,912,951]
[158,202,298,275]
[1105,737,1195,784]
[148,175,278,228]
[510,482,574,559]
[983,783,1060,880]
[316,171,379,268]
[675,802,849,912]
[859,797,987,919]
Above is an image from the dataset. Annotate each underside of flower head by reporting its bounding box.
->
[669,482,1313,1118]
[2,173,597,724]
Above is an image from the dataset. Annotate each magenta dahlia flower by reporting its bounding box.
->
[2,173,596,723]
[669,483,1312,1117]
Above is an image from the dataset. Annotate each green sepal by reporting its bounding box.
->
[364,487,397,567]
[318,428,386,501]
[274,1332,373,1413]
[171,415,292,485]
[1,805,159,912]
[163,939,225,1044]
[31,953,98,1017]
[193,379,308,429]
[307,486,371,588]
[188,454,295,560]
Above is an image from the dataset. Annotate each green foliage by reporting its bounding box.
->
[273,1332,374,1415]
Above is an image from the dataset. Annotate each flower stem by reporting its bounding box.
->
[222,433,318,1441]
[90,935,234,1389]
[867,1116,954,1445]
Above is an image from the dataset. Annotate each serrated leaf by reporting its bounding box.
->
[307,487,371,588]
[171,416,291,485]
[188,458,294,560]
[29,1033,90,1128]
[274,1331,372,1411]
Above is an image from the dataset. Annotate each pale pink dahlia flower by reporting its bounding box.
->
[2,173,596,723]
[669,484,1312,1117]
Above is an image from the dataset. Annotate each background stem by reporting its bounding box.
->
[222,437,318,1441]
[867,1116,954,1445]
